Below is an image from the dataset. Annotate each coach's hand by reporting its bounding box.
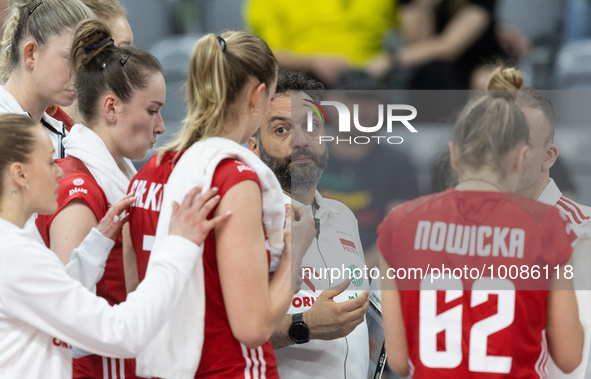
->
[303,279,369,340]
[169,186,231,245]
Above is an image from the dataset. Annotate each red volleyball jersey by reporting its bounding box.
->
[127,152,279,379]
[35,156,139,379]
[377,188,576,379]
[46,105,74,132]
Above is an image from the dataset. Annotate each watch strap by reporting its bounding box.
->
[292,312,303,323]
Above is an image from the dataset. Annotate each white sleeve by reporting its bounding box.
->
[65,228,115,290]
[0,235,201,358]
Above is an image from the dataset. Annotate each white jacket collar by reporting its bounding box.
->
[0,87,65,131]
[0,87,30,116]
[286,190,341,219]
[537,178,562,206]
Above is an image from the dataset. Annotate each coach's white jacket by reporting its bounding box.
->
[0,218,201,378]
[540,179,591,379]
[274,191,370,379]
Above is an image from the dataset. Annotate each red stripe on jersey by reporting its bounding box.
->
[557,199,583,224]
[560,197,590,221]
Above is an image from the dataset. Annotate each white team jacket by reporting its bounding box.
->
[0,218,202,379]
[0,87,66,159]
[539,179,591,379]
[275,191,370,379]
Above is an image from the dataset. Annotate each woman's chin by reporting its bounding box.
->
[37,203,58,216]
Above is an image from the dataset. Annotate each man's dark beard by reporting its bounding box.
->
[258,140,328,194]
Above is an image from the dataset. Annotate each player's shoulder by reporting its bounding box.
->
[59,172,101,196]
[214,159,259,183]
[56,160,106,205]
[500,192,561,225]
[219,159,256,174]
[555,196,591,228]
[389,188,454,221]
[133,150,187,182]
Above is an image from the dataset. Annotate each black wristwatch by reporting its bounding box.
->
[288,313,309,344]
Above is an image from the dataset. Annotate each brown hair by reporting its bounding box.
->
[0,0,95,82]
[453,67,529,177]
[159,31,278,157]
[70,19,162,124]
[516,87,555,146]
[0,113,39,194]
[80,0,125,21]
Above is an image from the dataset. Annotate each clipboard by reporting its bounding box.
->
[367,292,387,379]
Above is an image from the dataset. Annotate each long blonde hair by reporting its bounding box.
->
[0,0,95,82]
[453,67,529,178]
[159,31,277,159]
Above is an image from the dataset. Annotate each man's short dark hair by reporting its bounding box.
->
[254,70,325,140]
[516,87,555,145]
[275,70,325,103]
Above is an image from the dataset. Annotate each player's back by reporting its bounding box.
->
[378,188,575,378]
[128,151,185,281]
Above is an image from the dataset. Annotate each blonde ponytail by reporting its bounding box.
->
[453,67,528,177]
[0,8,20,82]
[159,30,277,158]
[487,67,524,101]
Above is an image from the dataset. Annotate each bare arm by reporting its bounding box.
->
[216,181,314,348]
[398,5,490,67]
[380,255,410,377]
[122,223,139,293]
[274,51,350,86]
[400,0,438,43]
[50,200,98,265]
[547,257,584,373]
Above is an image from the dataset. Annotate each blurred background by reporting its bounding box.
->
[26,1,591,378]
[104,0,591,210]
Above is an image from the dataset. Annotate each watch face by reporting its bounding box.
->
[292,324,308,341]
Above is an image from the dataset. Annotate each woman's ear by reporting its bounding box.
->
[9,161,27,189]
[248,82,267,114]
[22,40,37,71]
[102,94,118,123]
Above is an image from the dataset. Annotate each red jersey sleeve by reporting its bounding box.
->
[211,159,261,197]
[543,206,577,267]
[36,174,109,247]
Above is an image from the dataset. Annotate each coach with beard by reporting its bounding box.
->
[249,71,370,378]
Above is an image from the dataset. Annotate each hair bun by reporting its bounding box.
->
[487,67,524,101]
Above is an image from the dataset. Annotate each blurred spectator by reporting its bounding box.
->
[317,92,419,269]
[367,0,529,89]
[563,0,591,43]
[245,0,397,87]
